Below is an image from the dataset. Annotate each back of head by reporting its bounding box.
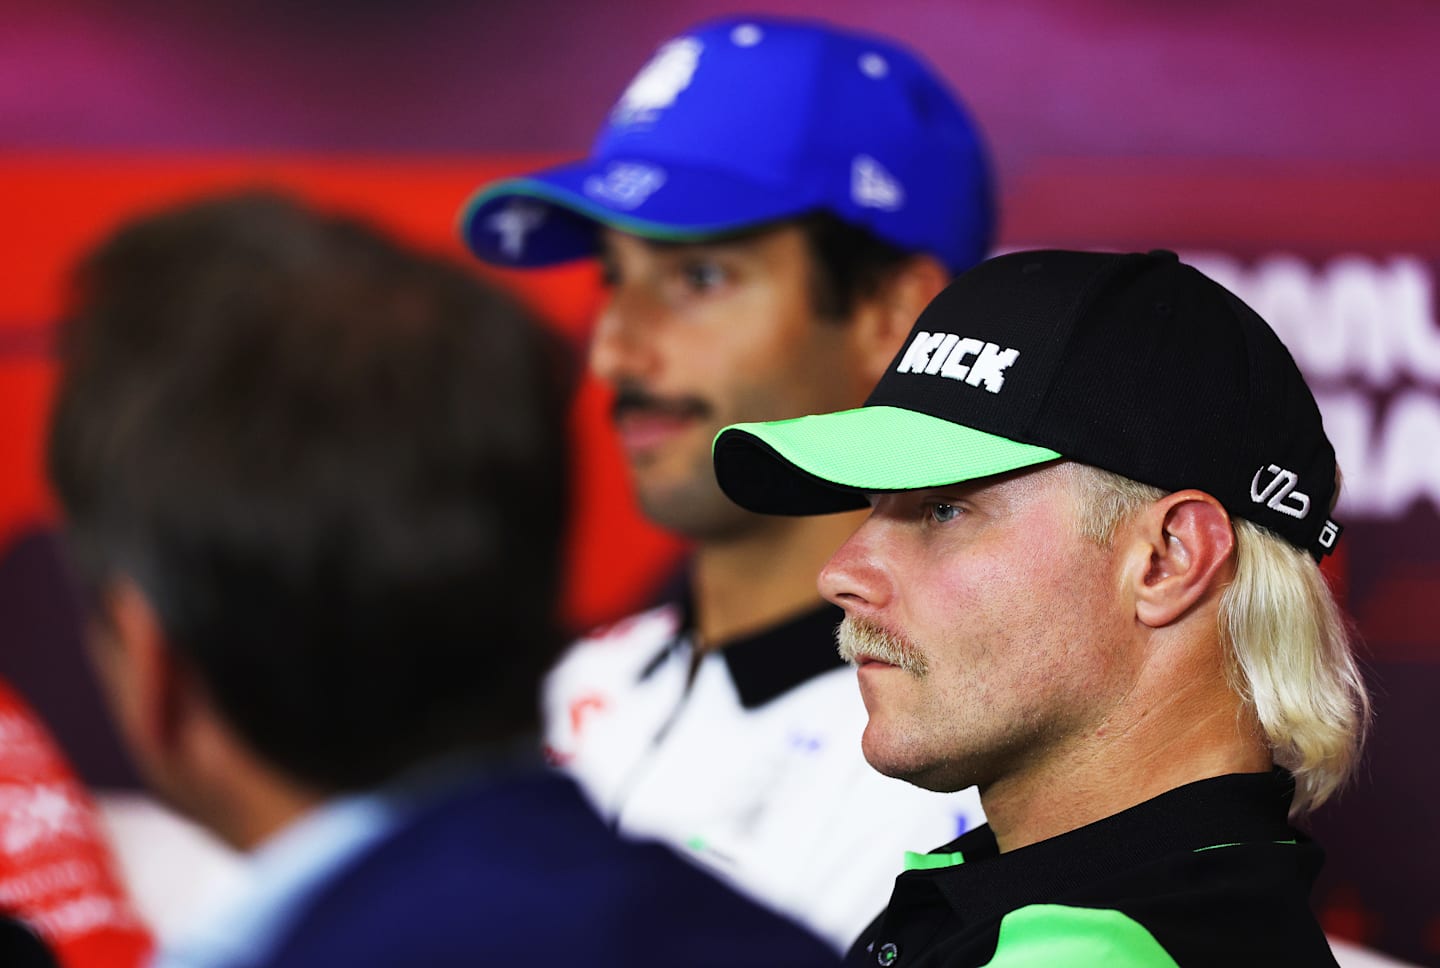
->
[48,192,571,792]
[461,15,993,274]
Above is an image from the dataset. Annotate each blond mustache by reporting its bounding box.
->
[835,617,929,677]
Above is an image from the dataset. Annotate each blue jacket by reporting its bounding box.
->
[257,768,838,967]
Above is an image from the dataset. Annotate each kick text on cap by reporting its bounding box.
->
[896,331,1020,393]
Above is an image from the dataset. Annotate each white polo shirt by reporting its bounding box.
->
[542,597,984,951]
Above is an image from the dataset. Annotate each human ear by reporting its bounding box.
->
[850,254,950,385]
[1131,491,1236,629]
[99,578,191,769]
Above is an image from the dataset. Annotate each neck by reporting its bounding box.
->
[981,634,1273,854]
[179,713,327,852]
[691,509,865,651]
[218,780,325,853]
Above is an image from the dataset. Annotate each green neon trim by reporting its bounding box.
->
[982,905,1179,967]
[1193,839,1298,853]
[904,850,966,871]
[718,406,1062,493]
[460,179,780,247]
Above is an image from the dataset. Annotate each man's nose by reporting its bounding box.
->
[818,514,892,616]
[589,285,665,386]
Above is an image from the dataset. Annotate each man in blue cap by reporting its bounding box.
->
[462,15,994,948]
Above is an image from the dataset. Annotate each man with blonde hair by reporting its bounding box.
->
[714,249,1369,965]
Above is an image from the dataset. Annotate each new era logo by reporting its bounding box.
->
[896,331,1019,393]
[852,155,904,211]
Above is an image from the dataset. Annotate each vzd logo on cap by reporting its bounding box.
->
[1250,464,1311,519]
[896,331,1019,393]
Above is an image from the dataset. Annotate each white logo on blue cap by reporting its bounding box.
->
[485,200,547,260]
[611,37,703,126]
[584,162,667,210]
[852,155,905,211]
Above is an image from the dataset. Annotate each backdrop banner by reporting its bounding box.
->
[2,152,1436,963]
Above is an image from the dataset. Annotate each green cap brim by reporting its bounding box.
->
[713,405,1063,515]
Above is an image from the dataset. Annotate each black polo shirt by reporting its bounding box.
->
[846,771,1337,967]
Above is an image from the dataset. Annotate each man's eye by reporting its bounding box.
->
[680,260,727,292]
[928,503,963,524]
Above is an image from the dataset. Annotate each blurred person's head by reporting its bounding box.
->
[715,250,1369,839]
[48,192,571,846]
[461,16,993,541]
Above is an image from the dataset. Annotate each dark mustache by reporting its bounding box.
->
[611,385,712,423]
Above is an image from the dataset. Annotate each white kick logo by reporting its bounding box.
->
[896,331,1019,393]
[1250,464,1311,519]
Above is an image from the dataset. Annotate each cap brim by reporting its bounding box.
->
[459,159,824,267]
[713,405,1063,515]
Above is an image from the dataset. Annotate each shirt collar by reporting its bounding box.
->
[910,770,1305,925]
[720,601,849,709]
[152,750,541,968]
[154,788,403,968]
[643,580,848,709]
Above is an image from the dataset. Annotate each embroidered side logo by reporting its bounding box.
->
[895,330,1020,393]
[485,199,547,260]
[1250,464,1312,519]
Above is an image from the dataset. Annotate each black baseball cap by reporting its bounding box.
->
[713,249,1343,560]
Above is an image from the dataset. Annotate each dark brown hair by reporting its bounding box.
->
[48,191,572,792]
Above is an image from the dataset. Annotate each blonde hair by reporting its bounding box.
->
[1070,465,1370,817]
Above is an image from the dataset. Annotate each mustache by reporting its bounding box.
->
[835,616,929,677]
[610,383,711,424]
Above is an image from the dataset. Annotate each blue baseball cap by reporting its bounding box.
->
[459,16,995,273]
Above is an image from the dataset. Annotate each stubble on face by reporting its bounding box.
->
[827,467,1138,796]
[607,378,748,538]
[597,227,865,543]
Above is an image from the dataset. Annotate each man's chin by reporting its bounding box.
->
[862,733,968,793]
[630,468,761,540]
